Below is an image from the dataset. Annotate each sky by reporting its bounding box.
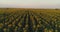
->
[0,0,60,8]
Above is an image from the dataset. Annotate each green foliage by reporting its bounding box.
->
[0,8,60,32]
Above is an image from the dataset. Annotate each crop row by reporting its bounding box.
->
[0,10,60,32]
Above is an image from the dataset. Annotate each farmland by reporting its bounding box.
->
[0,8,60,32]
